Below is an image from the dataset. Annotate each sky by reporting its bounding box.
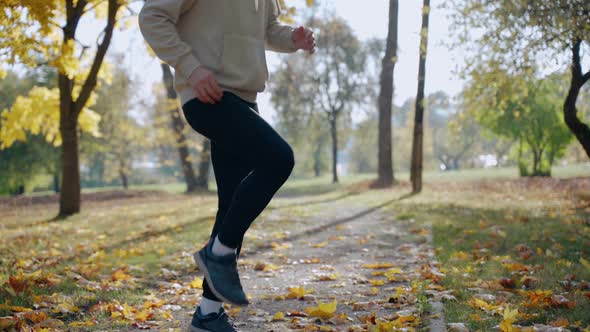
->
[66,0,466,124]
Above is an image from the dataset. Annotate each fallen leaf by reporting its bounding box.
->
[189,277,203,289]
[305,299,337,318]
[272,311,285,321]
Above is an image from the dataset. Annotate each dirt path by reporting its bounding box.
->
[170,196,442,331]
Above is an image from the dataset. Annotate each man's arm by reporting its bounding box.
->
[138,0,201,81]
[265,0,298,53]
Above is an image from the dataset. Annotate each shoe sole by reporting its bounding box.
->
[188,325,210,332]
[193,250,249,307]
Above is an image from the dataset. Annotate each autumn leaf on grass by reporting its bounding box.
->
[0,317,17,330]
[0,304,32,312]
[499,306,518,332]
[502,262,532,273]
[135,308,154,322]
[468,297,500,314]
[362,263,394,269]
[305,299,337,319]
[450,251,471,261]
[520,290,552,308]
[310,241,328,248]
[549,317,569,328]
[111,267,132,281]
[286,286,314,299]
[69,320,96,327]
[549,295,575,309]
[8,272,29,294]
[409,227,429,236]
[22,311,49,323]
[499,278,516,289]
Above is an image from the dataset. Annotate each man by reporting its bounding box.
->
[138,1,315,330]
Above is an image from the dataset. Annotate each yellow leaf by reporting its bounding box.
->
[369,279,385,286]
[311,241,328,248]
[362,263,394,269]
[580,257,590,270]
[68,320,95,327]
[272,311,285,321]
[286,286,313,299]
[135,309,153,322]
[111,268,132,281]
[189,277,203,289]
[468,298,500,314]
[305,299,338,318]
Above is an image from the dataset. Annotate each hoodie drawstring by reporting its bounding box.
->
[255,0,259,12]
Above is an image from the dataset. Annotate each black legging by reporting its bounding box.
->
[181,91,295,301]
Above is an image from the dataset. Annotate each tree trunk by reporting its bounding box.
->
[330,115,339,183]
[375,0,399,188]
[119,159,128,189]
[53,153,60,193]
[59,116,81,216]
[564,39,590,159]
[410,0,430,193]
[313,143,321,177]
[57,0,120,217]
[161,63,201,192]
[196,139,211,190]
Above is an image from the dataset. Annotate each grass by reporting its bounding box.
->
[1,168,589,330]
[378,178,590,330]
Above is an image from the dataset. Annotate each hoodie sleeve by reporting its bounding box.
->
[138,0,201,81]
[265,0,298,53]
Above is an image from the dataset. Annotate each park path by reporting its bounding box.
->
[166,191,445,332]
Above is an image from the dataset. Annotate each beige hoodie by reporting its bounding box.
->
[138,0,297,106]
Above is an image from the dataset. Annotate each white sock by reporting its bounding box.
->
[211,235,236,256]
[199,297,222,315]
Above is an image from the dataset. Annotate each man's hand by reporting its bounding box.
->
[292,26,316,54]
[188,66,223,104]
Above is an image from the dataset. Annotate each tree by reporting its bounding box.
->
[312,16,366,183]
[0,0,130,217]
[373,0,399,188]
[446,0,590,159]
[160,63,203,192]
[0,68,61,195]
[463,68,573,176]
[81,54,146,189]
[410,0,431,193]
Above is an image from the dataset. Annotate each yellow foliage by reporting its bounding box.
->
[49,39,79,79]
[0,86,101,149]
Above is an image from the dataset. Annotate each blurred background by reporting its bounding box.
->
[0,0,588,202]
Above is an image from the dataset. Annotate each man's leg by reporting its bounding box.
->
[182,92,294,305]
[200,140,253,309]
[182,93,295,249]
